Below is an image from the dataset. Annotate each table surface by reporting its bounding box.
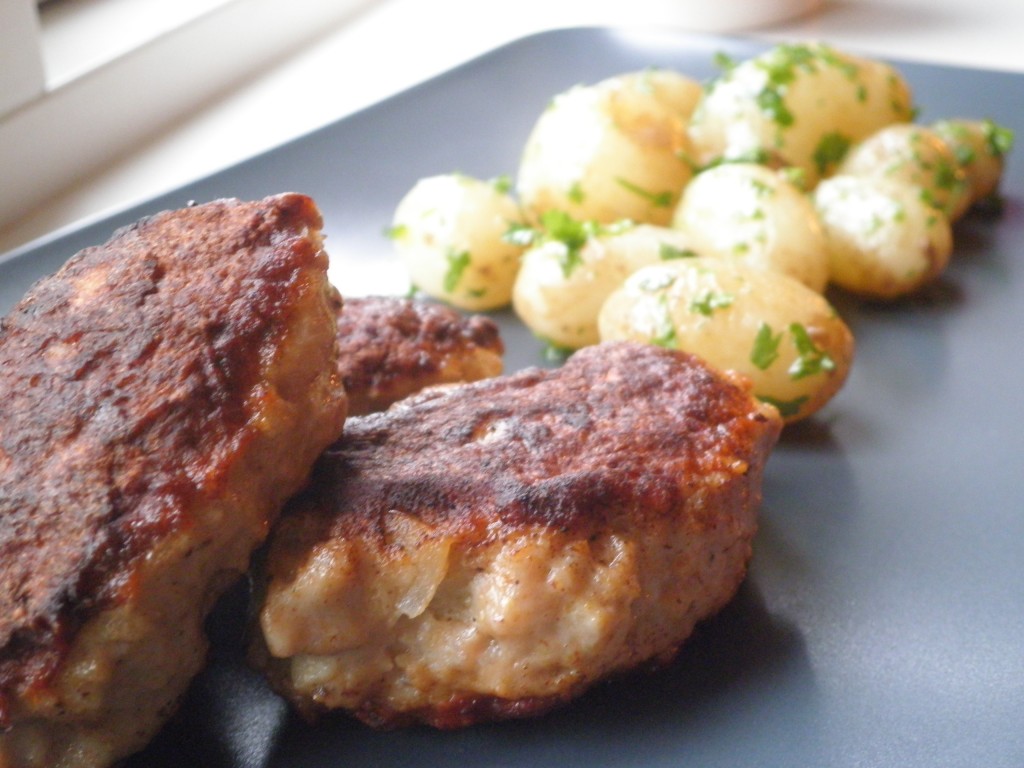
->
[2,0,1024,256]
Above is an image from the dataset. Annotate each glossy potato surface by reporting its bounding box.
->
[598,258,854,422]
[671,163,829,293]
[688,42,914,185]
[391,174,526,310]
[516,70,699,226]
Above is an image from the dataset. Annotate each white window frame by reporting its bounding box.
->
[0,0,375,235]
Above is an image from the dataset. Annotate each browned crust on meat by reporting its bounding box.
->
[281,340,780,561]
[0,194,342,705]
[336,297,503,415]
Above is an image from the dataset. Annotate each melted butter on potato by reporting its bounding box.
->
[932,118,1015,209]
[688,42,914,185]
[516,69,700,226]
[390,174,526,311]
[837,123,970,221]
[512,218,701,350]
[598,258,854,422]
[813,174,953,300]
[671,163,830,293]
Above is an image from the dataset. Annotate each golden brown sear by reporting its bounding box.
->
[336,296,503,415]
[0,194,347,768]
[253,340,782,729]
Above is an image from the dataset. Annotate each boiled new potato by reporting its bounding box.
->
[598,257,854,422]
[813,174,953,300]
[512,218,700,350]
[932,118,1015,208]
[390,174,526,311]
[837,123,970,220]
[516,69,700,226]
[670,163,830,293]
[688,42,914,185]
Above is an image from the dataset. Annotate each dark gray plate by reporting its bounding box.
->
[3,26,1023,768]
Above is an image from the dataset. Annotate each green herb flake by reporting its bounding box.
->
[982,119,1015,158]
[443,249,472,293]
[567,181,586,204]
[385,223,408,240]
[952,142,977,167]
[787,322,836,380]
[934,158,962,191]
[503,222,539,248]
[489,175,513,194]
[538,209,600,278]
[780,166,809,190]
[817,45,859,79]
[651,294,678,348]
[538,337,574,362]
[659,243,699,261]
[713,51,738,73]
[756,87,794,128]
[757,393,809,418]
[690,290,735,317]
[616,177,674,208]
[813,132,852,176]
[750,322,783,370]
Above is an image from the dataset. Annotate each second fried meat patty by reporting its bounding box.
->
[253,340,782,729]
[336,296,503,415]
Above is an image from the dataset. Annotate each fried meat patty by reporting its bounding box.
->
[0,194,347,767]
[253,341,782,729]
[336,297,503,415]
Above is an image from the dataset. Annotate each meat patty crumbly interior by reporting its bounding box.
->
[336,296,503,415]
[252,340,782,729]
[0,194,347,768]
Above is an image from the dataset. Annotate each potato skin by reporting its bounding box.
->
[688,42,914,185]
[391,174,526,311]
[837,123,970,221]
[598,258,854,422]
[932,118,1014,208]
[670,163,829,293]
[813,174,953,300]
[512,222,699,350]
[516,70,699,226]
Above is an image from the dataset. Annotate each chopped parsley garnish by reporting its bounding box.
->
[616,178,674,208]
[503,221,538,248]
[813,132,852,176]
[787,322,835,379]
[757,393,809,418]
[934,158,962,191]
[538,337,574,362]
[385,223,408,240]
[659,243,699,260]
[443,249,471,293]
[713,51,738,73]
[750,322,783,370]
[689,290,735,317]
[506,210,630,279]
[698,148,774,172]
[489,175,513,194]
[567,181,586,204]
[636,269,677,293]
[756,87,794,128]
[982,119,1015,158]
[749,178,775,198]
[651,294,678,348]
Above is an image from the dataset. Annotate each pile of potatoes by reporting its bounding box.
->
[388,42,1013,422]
